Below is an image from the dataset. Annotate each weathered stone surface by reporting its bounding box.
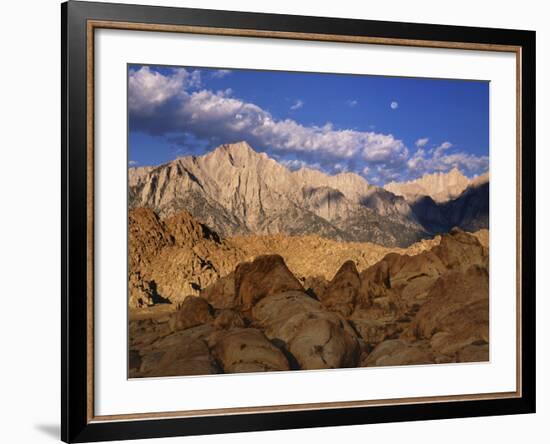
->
[384,167,470,203]
[362,339,435,367]
[133,324,219,377]
[128,275,155,309]
[213,309,246,330]
[388,251,445,299]
[128,207,173,271]
[473,229,489,248]
[128,272,169,309]
[235,255,304,312]
[200,272,237,309]
[127,199,490,377]
[128,350,142,378]
[129,207,246,304]
[128,317,172,350]
[320,261,360,317]
[349,318,400,346]
[358,254,404,307]
[302,275,328,300]
[431,228,487,272]
[212,328,290,373]
[169,296,213,332]
[141,324,216,354]
[357,229,488,310]
[402,265,489,357]
[457,343,489,363]
[252,291,359,369]
[152,339,218,377]
[128,202,444,313]
[385,170,489,233]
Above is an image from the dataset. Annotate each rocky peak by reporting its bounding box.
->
[470,171,490,188]
[164,209,222,246]
[384,167,473,203]
[213,141,255,160]
[292,167,371,203]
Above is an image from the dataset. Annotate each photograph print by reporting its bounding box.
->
[128,64,490,378]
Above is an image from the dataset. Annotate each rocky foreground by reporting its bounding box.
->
[129,219,489,377]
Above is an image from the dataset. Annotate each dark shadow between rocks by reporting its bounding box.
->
[270,337,301,370]
[149,280,171,305]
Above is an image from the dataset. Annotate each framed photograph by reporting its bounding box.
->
[62,1,536,442]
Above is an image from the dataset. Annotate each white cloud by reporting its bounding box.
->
[129,68,488,184]
[128,160,138,166]
[280,158,321,171]
[290,99,304,110]
[433,141,453,157]
[407,141,488,177]
[415,137,429,147]
[390,101,399,110]
[157,86,409,167]
[128,66,200,115]
[333,163,348,172]
[346,99,358,107]
[211,69,232,79]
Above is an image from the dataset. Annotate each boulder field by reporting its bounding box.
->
[129,227,489,377]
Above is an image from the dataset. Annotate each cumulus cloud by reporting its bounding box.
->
[415,137,429,147]
[333,163,348,172]
[128,67,488,184]
[346,99,358,107]
[407,141,488,178]
[390,101,399,110]
[280,158,321,171]
[290,99,304,110]
[128,66,201,116]
[211,69,232,79]
[128,160,138,166]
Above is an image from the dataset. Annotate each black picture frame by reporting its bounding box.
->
[62,1,536,442]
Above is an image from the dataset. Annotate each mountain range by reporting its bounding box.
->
[129,141,489,247]
[384,167,471,203]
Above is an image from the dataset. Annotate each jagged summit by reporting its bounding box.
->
[129,141,489,246]
[470,171,490,187]
[211,141,257,158]
[384,167,476,203]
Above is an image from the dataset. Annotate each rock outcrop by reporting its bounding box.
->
[128,207,246,304]
[385,169,489,234]
[128,207,445,309]
[235,255,304,313]
[128,215,490,378]
[384,167,470,203]
[130,323,218,377]
[252,290,360,370]
[212,328,290,373]
[361,339,436,367]
[319,261,361,317]
[402,265,489,357]
[169,296,213,332]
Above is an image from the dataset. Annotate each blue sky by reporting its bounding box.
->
[128,64,489,185]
